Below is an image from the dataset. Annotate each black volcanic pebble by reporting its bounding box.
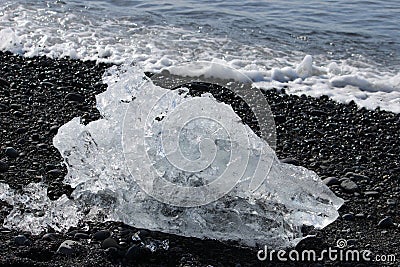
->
[387,199,396,205]
[42,233,58,241]
[0,103,8,111]
[31,134,40,141]
[364,191,380,197]
[355,213,365,218]
[125,245,140,260]
[67,230,79,237]
[14,234,29,246]
[342,213,355,221]
[65,93,85,102]
[37,143,48,149]
[347,239,358,246]
[138,229,150,238]
[101,238,119,249]
[0,160,9,172]
[125,244,151,261]
[105,247,119,258]
[74,232,90,239]
[5,147,19,158]
[57,240,81,255]
[323,177,340,186]
[47,169,62,177]
[93,230,111,241]
[49,125,59,134]
[16,127,27,134]
[340,178,359,192]
[345,172,369,181]
[0,77,10,88]
[378,217,394,228]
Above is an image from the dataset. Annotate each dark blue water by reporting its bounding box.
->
[2,0,399,66]
[84,0,400,67]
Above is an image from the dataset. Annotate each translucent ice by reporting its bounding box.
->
[0,183,81,234]
[0,65,343,248]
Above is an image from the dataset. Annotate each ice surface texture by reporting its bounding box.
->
[0,65,343,248]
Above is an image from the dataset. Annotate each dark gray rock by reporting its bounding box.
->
[125,245,141,260]
[49,125,59,134]
[42,233,57,241]
[67,230,79,236]
[0,160,9,172]
[323,177,340,186]
[101,238,119,249]
[47,169,62,177]
[386,199,396,205]
[31,133,40,141]
[57,240,81,255]
[342,213,355,221]
[5,147,19,158]
[0,103,9,112]
[364,191,380,197]
[138,229,150,238]
[0,77,10,88]
[340,179,359,192]
[345,172,369,181]
[10,104,20,110]
[36,143,48,149]
[93,230,111,241]
[13,111,22,117]
[74,232,90,239]
[310,109,327,116]
[16,127,27,134]
[347,239,358,246]
[65,93,85,102]
[105,247,119,258]
[14,235,28,246]
[40,81,55,87]
[378,217,394,228]
[45,163,57,171]
[274,114,286,123]
[281,158,299,165]
[125,244,150,260]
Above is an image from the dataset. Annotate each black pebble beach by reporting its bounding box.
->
[0,51,399,266]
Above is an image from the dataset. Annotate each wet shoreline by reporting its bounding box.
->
[0,51,398,266]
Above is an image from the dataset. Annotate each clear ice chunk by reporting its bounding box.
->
[0,183,81,234]
[0,65,343,248]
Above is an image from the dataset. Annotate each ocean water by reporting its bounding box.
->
[0,0,399,112]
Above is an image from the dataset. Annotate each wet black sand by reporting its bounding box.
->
[0,51,399,266]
